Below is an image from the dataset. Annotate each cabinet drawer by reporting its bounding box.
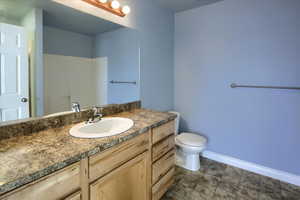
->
[89,133,149,182]
[152,149,175,184]
[152,135,175,162]
[1,163,80,200]
[152,168,175,200]
[152,121,175,144]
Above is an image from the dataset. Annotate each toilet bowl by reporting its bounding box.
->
[169,111,207,171]
[175,132,207,171]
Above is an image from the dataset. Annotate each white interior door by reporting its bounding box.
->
[0,23,29,122]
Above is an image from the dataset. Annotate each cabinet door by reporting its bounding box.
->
[90,152,148,200]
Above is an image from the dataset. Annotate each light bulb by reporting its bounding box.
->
[99,0,108,3]
[110,0,120,9]
[121,5,131,14]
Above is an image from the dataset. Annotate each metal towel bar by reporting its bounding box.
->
[231,83,300,90]
[110,80,137,85]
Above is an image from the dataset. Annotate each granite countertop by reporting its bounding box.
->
[0,109,176,195]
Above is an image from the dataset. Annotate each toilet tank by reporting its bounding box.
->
[168,111,180,135]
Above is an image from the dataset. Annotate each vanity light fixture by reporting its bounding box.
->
[110,0,120,9]
[82,0,130,17]
[121,5,131,14]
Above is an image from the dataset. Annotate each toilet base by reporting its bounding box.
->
[175,149,201,171]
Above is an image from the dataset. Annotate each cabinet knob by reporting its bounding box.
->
[21,97,28,103]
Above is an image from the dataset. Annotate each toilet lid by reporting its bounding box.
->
[176,133,207,147]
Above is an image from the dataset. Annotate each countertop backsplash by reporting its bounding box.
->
[0,101,141,140]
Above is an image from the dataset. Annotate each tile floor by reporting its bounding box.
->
[162,158,300,200]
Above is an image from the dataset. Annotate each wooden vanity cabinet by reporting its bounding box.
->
[0,120,176,200]
[88,120,176,200]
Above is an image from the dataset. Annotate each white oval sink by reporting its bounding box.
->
[70,117,134,138]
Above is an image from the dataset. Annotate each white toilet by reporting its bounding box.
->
[169,111,207,171]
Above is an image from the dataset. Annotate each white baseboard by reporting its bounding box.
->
[202,150,300,186]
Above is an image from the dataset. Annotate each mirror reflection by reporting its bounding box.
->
[0,0,140,123]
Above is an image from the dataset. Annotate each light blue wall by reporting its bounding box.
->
[129,0,174,111]
[175,0,300,175]
[43,26,94,58]
[85,0,175,111]
[94,28,140,104]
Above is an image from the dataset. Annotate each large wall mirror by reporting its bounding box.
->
[0,0,140,124]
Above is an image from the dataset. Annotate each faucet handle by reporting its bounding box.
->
[86,107,103,124]
[92,106,99,115]
[92,106,97,111]
[72,102,80,112]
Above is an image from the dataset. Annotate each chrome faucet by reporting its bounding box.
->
[86,106,103,124]
[71,102,81,112]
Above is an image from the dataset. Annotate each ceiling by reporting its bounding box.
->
[0,0,225,34]
[0,0,122,35]
[155,0,224,12]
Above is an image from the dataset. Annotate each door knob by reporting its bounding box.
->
[21,97,28,103]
